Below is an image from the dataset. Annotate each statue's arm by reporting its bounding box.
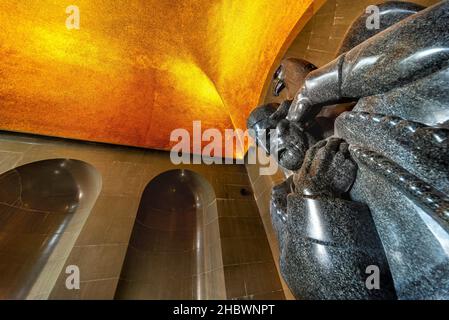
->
[287,1,449,124]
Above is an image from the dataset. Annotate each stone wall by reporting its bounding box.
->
[0,132,283,300]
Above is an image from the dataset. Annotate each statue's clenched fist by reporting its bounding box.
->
[274,119,316,171]
[293,138,357,197]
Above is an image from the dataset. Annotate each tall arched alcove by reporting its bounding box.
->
[0,159,102,299]
[115,169,225,300]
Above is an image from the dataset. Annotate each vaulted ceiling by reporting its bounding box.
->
[0,0,320,158]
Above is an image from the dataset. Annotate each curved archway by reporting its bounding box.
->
[0,159,102,299]
[115,169,225,300]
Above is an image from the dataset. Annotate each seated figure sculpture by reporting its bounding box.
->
[248,1,449,299]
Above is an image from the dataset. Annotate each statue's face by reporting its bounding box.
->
[247,103,279,153]
[273,58,317,99]
[273,65,286,97]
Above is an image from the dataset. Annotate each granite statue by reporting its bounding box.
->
[248,1,449,299]
[273,138,397,299]
[272,58,317,99]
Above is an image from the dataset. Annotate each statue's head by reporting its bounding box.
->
[247,103,279,153]
[273,58,317,99]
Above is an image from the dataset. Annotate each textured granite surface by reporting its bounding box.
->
[275,120,317,171]
[279,195,396,300]
[247,103,279,154]
[271,138,397,299]
[247,101,319,171]
[335,111,449,194]
[287,1,449,125]
[350,146,449,225]
[292,138,356,198]
[349,155,449,299]
[341,1,449,98]
[337,1,425,55]
[354,66,449,126]
[271,176,293,252]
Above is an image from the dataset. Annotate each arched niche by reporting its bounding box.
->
[115,169,225,300]
[0,159,102,299]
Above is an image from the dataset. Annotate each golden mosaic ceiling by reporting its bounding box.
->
[0,0,319,158]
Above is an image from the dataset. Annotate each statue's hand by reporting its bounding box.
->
[274,119,315,171]
[269,100,291,123]
[286,85,331,125]
[286,92,313,123]
[293,138,357,198]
